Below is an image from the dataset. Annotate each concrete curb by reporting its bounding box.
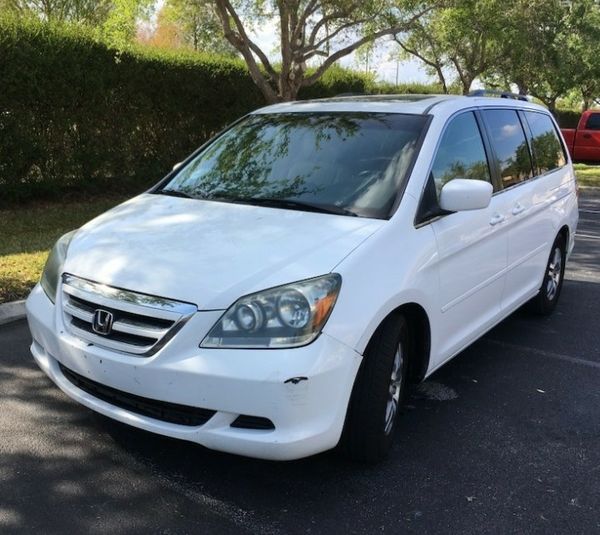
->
[0,300,26,326]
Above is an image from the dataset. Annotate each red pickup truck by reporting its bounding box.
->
[561,110,600,162]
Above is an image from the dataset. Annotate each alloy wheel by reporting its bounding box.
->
[384,343,404,435]
[546,246,562,301]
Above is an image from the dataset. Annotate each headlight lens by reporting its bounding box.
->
[201,274,342,349]
[40,230,77,303]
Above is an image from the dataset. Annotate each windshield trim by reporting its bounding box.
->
[386,113,433,218]
[151,111,431,220]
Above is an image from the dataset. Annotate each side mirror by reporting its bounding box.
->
[172,161,183,172]
[439,179,493,212]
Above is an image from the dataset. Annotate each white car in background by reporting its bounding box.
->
[26,93,578,462]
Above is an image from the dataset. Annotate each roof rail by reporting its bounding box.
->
[468,89,529,102]
[334,92,366,97]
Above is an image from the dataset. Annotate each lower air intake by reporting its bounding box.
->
[231,415,275,430]
[59,363,216,427]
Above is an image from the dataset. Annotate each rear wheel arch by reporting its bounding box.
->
[529,230,568,315]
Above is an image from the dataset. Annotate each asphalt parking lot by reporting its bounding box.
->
[1,190,599,535]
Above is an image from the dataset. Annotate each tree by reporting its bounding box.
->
[487,0,600,112]
[436,0,506,95]
[101,0,154,47]
[209,0,436,103]
[394,0,507,95]
[568,1,600,110]
[0,0,154,47]
[491,0,572,111]
[151,0,237,55]
[0,0,113,23]
[143,5,181,49]
[393,17,449,93]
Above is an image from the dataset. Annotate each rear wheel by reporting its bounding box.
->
[529,234,566,315]
[340,314,410,463]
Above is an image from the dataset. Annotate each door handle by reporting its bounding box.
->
[489,213,506,226]
[512,203,525,215]
[583,133,592,139]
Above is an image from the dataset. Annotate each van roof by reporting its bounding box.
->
[253,94,548,116]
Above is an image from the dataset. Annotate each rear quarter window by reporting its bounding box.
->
[524,111,566,174]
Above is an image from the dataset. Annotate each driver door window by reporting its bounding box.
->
[431,112,493,198]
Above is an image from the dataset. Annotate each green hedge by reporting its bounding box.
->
[0,17,267,202]
[0,17,581,202]
[0,18,458,202]
[554,108,582,129]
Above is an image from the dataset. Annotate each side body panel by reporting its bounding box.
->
[323,193,439,358]
[562,111,600,162]
[500,168,575,308]
[429,195,508,361]
[331,99,580,380]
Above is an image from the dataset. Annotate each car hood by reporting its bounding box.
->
[64,194,383,309]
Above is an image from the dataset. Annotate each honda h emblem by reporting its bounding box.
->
[92,309,113,335]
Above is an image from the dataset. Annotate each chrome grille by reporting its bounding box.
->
[61,274,197,356]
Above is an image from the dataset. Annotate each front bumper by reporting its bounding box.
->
[26,284,361,460]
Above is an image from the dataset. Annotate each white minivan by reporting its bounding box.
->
[26,94,579,462]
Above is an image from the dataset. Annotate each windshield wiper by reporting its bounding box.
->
[222,197,359,217]
[155,190,359,217]
[155,189,194,199]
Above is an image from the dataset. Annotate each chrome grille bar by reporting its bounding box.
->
[110,320,169,339]
[61,274,197,356]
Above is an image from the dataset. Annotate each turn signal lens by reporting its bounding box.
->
[40,230,77,303]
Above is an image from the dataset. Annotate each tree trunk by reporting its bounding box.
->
[213,0,434,104]
[435,66,448,94]
[449,57,472,95]
[461,78,473,95]
[582,94,593,111]
[515,80,528,96]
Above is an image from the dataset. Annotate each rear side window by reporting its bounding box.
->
[482,109,533,188]
[431,112,492,197]
[585,113,600,130]
[524,111,566,174]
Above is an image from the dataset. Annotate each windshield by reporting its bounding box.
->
[158,112,428,219]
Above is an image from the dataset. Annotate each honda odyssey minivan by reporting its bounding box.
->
[26,94,579,462]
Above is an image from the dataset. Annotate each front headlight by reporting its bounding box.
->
[40,230,77,303]
[201,274,342,349]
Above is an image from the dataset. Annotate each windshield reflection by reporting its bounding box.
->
[161,113,428,219]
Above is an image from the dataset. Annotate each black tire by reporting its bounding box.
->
[340,314,410,463]
[529,234,566,316]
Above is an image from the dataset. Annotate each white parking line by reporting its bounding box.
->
[575,233,600,240]
[484,338,600,370]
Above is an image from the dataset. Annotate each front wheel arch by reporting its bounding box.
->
[558,224,569,251]
[360,303,431,384]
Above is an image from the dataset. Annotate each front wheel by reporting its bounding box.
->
[340,314,410,463]
[529,235,566,315]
